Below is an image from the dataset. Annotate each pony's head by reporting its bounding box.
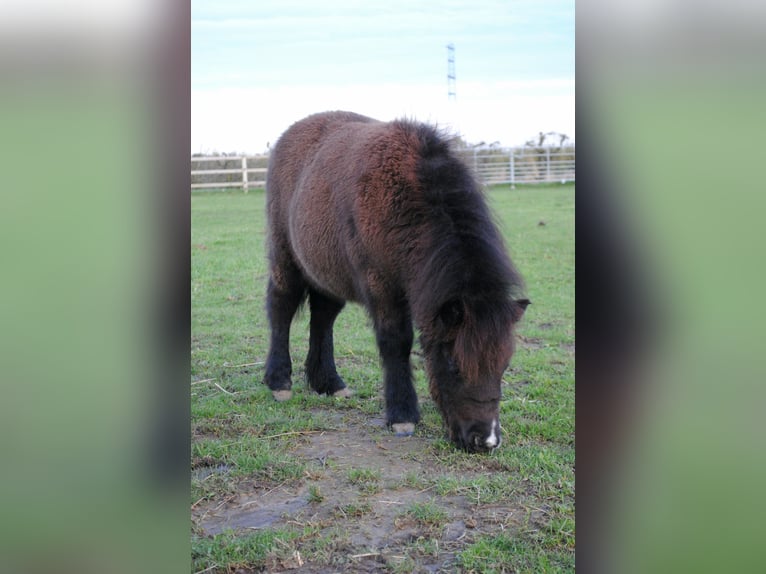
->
[422,295,529,452]
[401,119,529,451]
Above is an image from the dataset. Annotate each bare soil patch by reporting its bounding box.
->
[192,415,527,572]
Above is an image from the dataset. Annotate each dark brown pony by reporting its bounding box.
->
[263,111,529,452]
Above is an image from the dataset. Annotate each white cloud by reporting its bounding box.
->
[192,79,574,154]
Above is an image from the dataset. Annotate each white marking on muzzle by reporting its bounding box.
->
[485,420,499,448]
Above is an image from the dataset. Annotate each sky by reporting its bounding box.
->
[191,0,574,154]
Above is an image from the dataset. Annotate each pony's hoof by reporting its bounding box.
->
[392,423,415,437]
[272,390,293,402]
[332,387,354,398]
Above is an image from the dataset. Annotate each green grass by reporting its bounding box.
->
[191,183,574,572]
[334,501,373,519]
[457,532,575,573]
[347,467,382,484]
[191,528,303,573]
[307,485,324,504]
[402,501,449,529]
[347,467,382,494]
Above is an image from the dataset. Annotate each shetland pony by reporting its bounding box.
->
[263,111,528,452]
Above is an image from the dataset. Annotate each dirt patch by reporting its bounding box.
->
[517,335,546,349]
[192,415,525,571]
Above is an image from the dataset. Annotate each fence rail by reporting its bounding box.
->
[190,156,268,192]
[191,146,574,191]
[456,147,575,186]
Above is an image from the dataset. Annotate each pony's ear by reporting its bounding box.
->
[438,299,465,334]
[512,298,531,322]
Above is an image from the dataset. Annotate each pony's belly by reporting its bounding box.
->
[288,213,359,302]
[300,256,358,302]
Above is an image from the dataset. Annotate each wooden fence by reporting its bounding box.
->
[191,146,574,191]
[190,156,267,192]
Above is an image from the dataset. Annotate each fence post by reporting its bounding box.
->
[242,156,249,193]
[509,149,515,188]
[545,148,551,182]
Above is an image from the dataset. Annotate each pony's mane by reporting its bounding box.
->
[399,120,526,382]
[414,236,524,383]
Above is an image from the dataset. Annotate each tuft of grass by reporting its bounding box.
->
[307,485,324,504]
[388,554,418,574]
[347,467,382,494]
[402,501,449,529]
[335,500,373,519]
[408,535,441,558]
[346,468,380,485]
[347,467,381,483]
[398,470,429,490]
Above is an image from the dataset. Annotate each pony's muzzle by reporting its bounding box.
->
[457,419,501,453]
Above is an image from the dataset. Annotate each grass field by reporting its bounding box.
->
[191,183,574,572]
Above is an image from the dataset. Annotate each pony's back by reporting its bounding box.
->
[267,110,376,210]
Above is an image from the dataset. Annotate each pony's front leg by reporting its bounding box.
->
[373,303,420,436]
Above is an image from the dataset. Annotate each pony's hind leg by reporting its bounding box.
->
[263,269,307,401]
[305,289,349,396]
[373,302,420,435]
